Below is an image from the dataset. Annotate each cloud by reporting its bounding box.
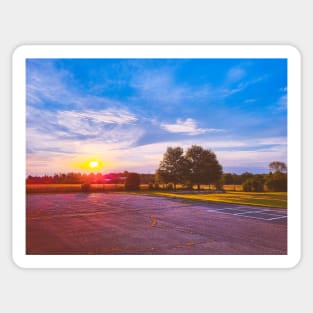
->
[131,70,210,105]
[244,98,257,104]
[27,106,144,155]
[161,118,224,135]
[226,67,246,83]
[60,109,137,125]
[277,94,287,111]
[26,60,126,111]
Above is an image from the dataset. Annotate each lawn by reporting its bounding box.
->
[26,184,287,208]
[26,183,125,193]
[145,191,287,209]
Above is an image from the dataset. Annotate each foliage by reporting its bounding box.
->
[185,145,223,190]
[156,145,223,191]
[242,175,265,192]
[124,172,141,191]
[269,161,287,174]
[26,171,141,184]
[81,183,91,192]
[157,147,190,190]
[266,172,287,191]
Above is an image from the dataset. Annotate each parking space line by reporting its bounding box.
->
[234,210,263,215]
[266,216,287,220]
[206,206,287,221]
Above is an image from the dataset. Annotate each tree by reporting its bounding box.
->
[157,146,190,190]
[242,175,265,192]
[185,145,223,191]
[269,161,287,174]
[222,173,240,191]
[266,172,287,191]
[240,172,254,184]
[124,172,140,191]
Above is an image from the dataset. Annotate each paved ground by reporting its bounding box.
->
[26,193,287,255]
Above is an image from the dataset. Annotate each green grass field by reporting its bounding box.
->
[26,184,287,208]
[26,184,125,193]
[145,191,287,208]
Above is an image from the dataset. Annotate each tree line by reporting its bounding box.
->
[156,145,223,191]
[155,146,287,192]
[26,171,155,185]
[26,146,287,192]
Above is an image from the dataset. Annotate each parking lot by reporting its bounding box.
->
[26,193,287,255]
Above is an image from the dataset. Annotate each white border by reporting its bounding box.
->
[12,45,301,268]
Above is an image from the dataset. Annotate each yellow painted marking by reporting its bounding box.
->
[150,215,157,227]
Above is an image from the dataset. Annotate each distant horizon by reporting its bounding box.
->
[26,166,276,177]
[27,58,287,176]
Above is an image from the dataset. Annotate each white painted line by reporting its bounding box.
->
[206,207,288,221]
[267,216,288,220]
[235,211,263,215]
[235,214,287,221]
[235,215,274,221]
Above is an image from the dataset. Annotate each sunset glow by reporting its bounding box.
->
[26,58,287,175]
[89,161,99,169]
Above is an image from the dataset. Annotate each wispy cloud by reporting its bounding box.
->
[26,59,287,175]
[27,106,144,155]
[226,67,246,83]
[61,109,137,125]
[161,118,223,135]
[131,70,210,105]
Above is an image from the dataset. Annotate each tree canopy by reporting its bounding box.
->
[156,145,223,190]
[185,145,223,190]
[156,147,190,190]
[269,161,287,173]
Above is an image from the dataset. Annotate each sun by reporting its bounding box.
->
[74,158,105,171]
[89,161,99,169]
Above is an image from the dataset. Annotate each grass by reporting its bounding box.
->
[26,183,150,193]
[144,191,287,209]
[26,184,287,208]
[26,183,125,193]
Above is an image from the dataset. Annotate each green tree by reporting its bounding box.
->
[157,146,190,190]
[124,172,140,191]
[185,145,223,191]
[222,173,240,191]
[243,175,265,192]
[269,161,287,173]
[266,161,287,191]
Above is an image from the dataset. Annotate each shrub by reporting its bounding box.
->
[154,183,160,190]
[166,183,174,191]
[81,183,91,192]
[242,179,253,192]
[242,177,264,192]
[266,172,287,191]
[124,173,140,191]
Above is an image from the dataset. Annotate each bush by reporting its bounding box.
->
[242,177,264,192]
[242,179,253,192]
[166,183,174,191]
[124,173,140,191]
[154,183,160,190]
[81,183,91,192]
[266,172,287,191]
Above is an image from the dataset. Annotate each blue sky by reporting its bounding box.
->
[26,58,287,175]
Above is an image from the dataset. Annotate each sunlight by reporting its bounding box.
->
[77,158,104,171]
[89,161,99,169]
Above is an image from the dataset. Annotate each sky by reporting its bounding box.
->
[26,58,287,175]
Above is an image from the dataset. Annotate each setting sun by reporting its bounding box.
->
[89,161,99,169]
[75,158,104,171]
